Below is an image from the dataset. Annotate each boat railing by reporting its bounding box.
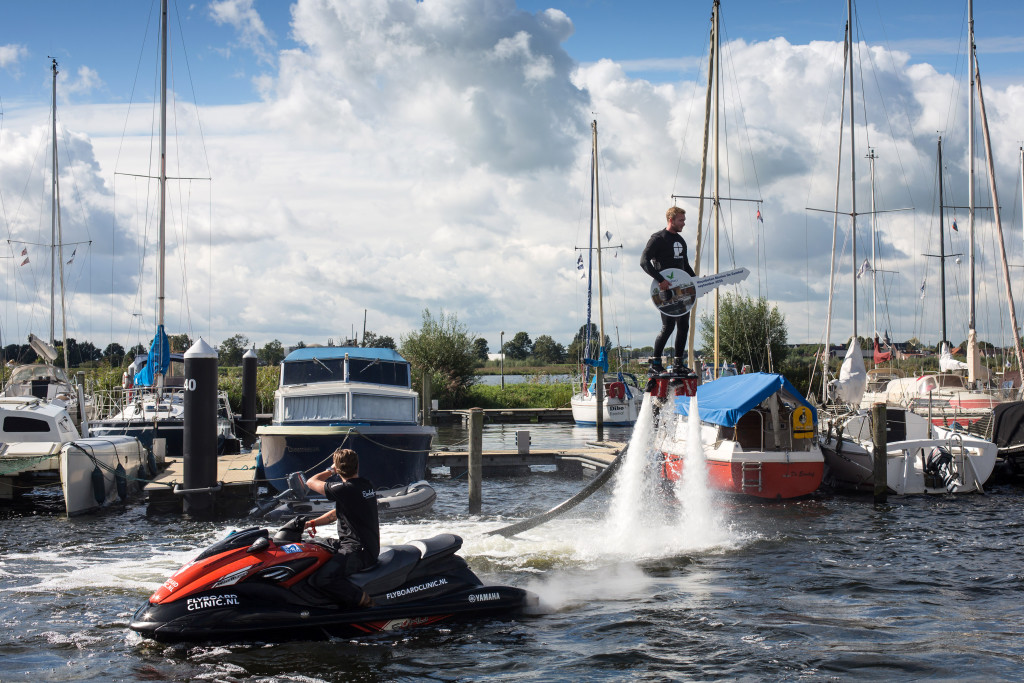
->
[92,386,186,420]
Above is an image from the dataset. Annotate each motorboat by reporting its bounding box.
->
[256,347,435,493]
[0,396,147,515]
[129,516,534,643]
[653,372,824,499]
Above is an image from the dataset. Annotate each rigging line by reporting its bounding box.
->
[671,20,712,200]
[717,17,765,202]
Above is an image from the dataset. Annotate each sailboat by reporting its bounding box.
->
[89,0,237,457]
[570,120,644,427]
[2,59,93,427]
[0,60,146,516]
[816,0,996,495]
[859,137,1003,427]
[649,1,824,500]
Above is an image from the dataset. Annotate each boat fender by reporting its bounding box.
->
[91,464,105,506]
[608,382,626,400]
[924,446,962,492]
[147,451,158,479]
[136,463,148,488]
[115,462,128,501]
[792,406,814,439]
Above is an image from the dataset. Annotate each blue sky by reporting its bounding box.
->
[2,0,1024,357]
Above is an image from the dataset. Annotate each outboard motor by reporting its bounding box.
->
[925,446,963,493]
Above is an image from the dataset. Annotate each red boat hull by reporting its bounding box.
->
[662,453,824,499]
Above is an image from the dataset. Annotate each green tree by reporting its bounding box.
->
[103,342,126,366]
[531,335,566,364]
[128,344,147,359]
[168,333,193,353]
[503,331,533,360]
[698,293,788,371]
[400,309,478,408]
[567,323,609,363]
[362,331,397,349]
[218,334,250,367]
[472,337,489,361]
[259,339,285,366]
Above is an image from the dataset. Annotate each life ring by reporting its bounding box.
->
[607,382,626,400]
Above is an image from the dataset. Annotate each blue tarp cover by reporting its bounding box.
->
[672,372,817,428]
[134,325,170,387]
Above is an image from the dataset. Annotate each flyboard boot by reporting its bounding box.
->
[644,362,700,498]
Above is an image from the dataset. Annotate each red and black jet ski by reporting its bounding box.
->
[129,516,533,643]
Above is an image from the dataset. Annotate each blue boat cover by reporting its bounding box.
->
[672,372,817,428]
[134,325,170,387]
[283,347,408,363]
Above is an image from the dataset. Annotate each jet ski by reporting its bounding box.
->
[129,516,534,643]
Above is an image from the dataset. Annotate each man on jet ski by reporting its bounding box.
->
[303,448,379,608]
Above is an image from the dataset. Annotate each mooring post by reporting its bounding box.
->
[239,348,257,449]
[182,338,219,519]
[872,402,887,503]
[422,373,432,426]
[468,407,483,513]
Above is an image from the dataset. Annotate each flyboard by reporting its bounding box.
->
[650,267,750,316]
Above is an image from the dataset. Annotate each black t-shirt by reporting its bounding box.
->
[324,477,380,564]
[640,229,695,282]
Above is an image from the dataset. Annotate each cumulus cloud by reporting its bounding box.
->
[2,0,1023,358]
[209,0,277,63]
[0,43,28,70]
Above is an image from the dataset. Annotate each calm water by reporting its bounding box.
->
[3,417,1024,681]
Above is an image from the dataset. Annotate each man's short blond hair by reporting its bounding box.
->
[666,206,686,222]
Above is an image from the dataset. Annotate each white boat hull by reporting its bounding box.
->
[60,437,148,515]
[819,410,997,494]
[570,392,643,425]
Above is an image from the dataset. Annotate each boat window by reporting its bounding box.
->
[3,415,51,433]
[349,360,409,387]
[352,394,416,422]
[283,394,348,422]
[281,358,347,385]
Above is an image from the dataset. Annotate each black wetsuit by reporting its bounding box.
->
[310,476,379,605]
[640,229,696,364]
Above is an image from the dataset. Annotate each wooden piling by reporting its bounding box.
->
[872,402,887,504]
[422,373,432,426]
[468,407,483,513]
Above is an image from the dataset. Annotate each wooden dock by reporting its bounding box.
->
[139,441,625,514]
[143,451,260,516]
[429,441,624,477]
[431,408,573,424]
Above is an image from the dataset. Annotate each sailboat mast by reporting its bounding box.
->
[157,0,168,390]
[938,137,947,346]
[712,0,721,376]
[847,0,858,342]
[968,0,976,335]
[49,59,58,345]
[592,120,605,434]
[867,148,877,337]
[974,61,1024,379]
[686,5,716,371]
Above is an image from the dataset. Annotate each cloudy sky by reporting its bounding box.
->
[2,0,1024,361]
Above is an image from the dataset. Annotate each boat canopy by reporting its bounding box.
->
[673,372,817,428]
